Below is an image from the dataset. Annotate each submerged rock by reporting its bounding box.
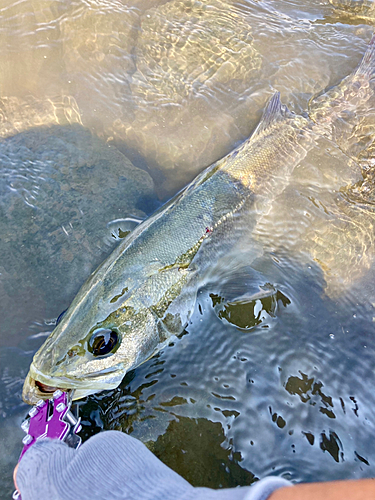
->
[147,417,256,488]
[329,0,375,20]
[110,0,261,194]
[0,123,157,338]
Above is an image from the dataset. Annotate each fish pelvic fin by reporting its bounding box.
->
[251,92,295,140]
[354,32,375,80]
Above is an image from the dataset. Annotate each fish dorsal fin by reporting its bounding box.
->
[251,92,294,140]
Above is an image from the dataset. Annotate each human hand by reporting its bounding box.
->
[13,431,196,500]
[12,430,289,500]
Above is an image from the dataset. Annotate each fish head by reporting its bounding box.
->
[22,292,160,404]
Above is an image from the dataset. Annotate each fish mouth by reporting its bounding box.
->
[35,380,59,394]
[22,371,96,405]
[22,361,125,405]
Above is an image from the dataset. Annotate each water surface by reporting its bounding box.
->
[1,0,375,497]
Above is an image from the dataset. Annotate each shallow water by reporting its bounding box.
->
[0,0,375,497]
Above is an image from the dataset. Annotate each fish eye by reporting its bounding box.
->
[88,329,119,356]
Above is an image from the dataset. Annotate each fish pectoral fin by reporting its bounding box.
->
[210,284,290,330]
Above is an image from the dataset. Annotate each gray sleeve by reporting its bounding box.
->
[16,430,291,500]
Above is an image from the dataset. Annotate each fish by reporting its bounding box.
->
[22,34,375,404]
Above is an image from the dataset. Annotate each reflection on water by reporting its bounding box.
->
[0,0,375,496]
[210,284,291,330]
[0,95,82,138]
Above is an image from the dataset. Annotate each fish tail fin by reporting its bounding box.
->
[309,33,375,117]
[309,33,375,163]
[354,32,375,80]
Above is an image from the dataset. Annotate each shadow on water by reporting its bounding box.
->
[148,417,257,488]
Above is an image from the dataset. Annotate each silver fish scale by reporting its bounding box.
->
[102,168,248,289]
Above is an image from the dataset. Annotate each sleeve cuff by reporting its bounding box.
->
[243,477,292,500]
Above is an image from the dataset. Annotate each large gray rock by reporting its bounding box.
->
[0,123,157,338]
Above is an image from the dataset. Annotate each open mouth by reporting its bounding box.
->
[35,380,59,394]
[23,363,123,405]
[22,374,67,404]
[22,372,94,405]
